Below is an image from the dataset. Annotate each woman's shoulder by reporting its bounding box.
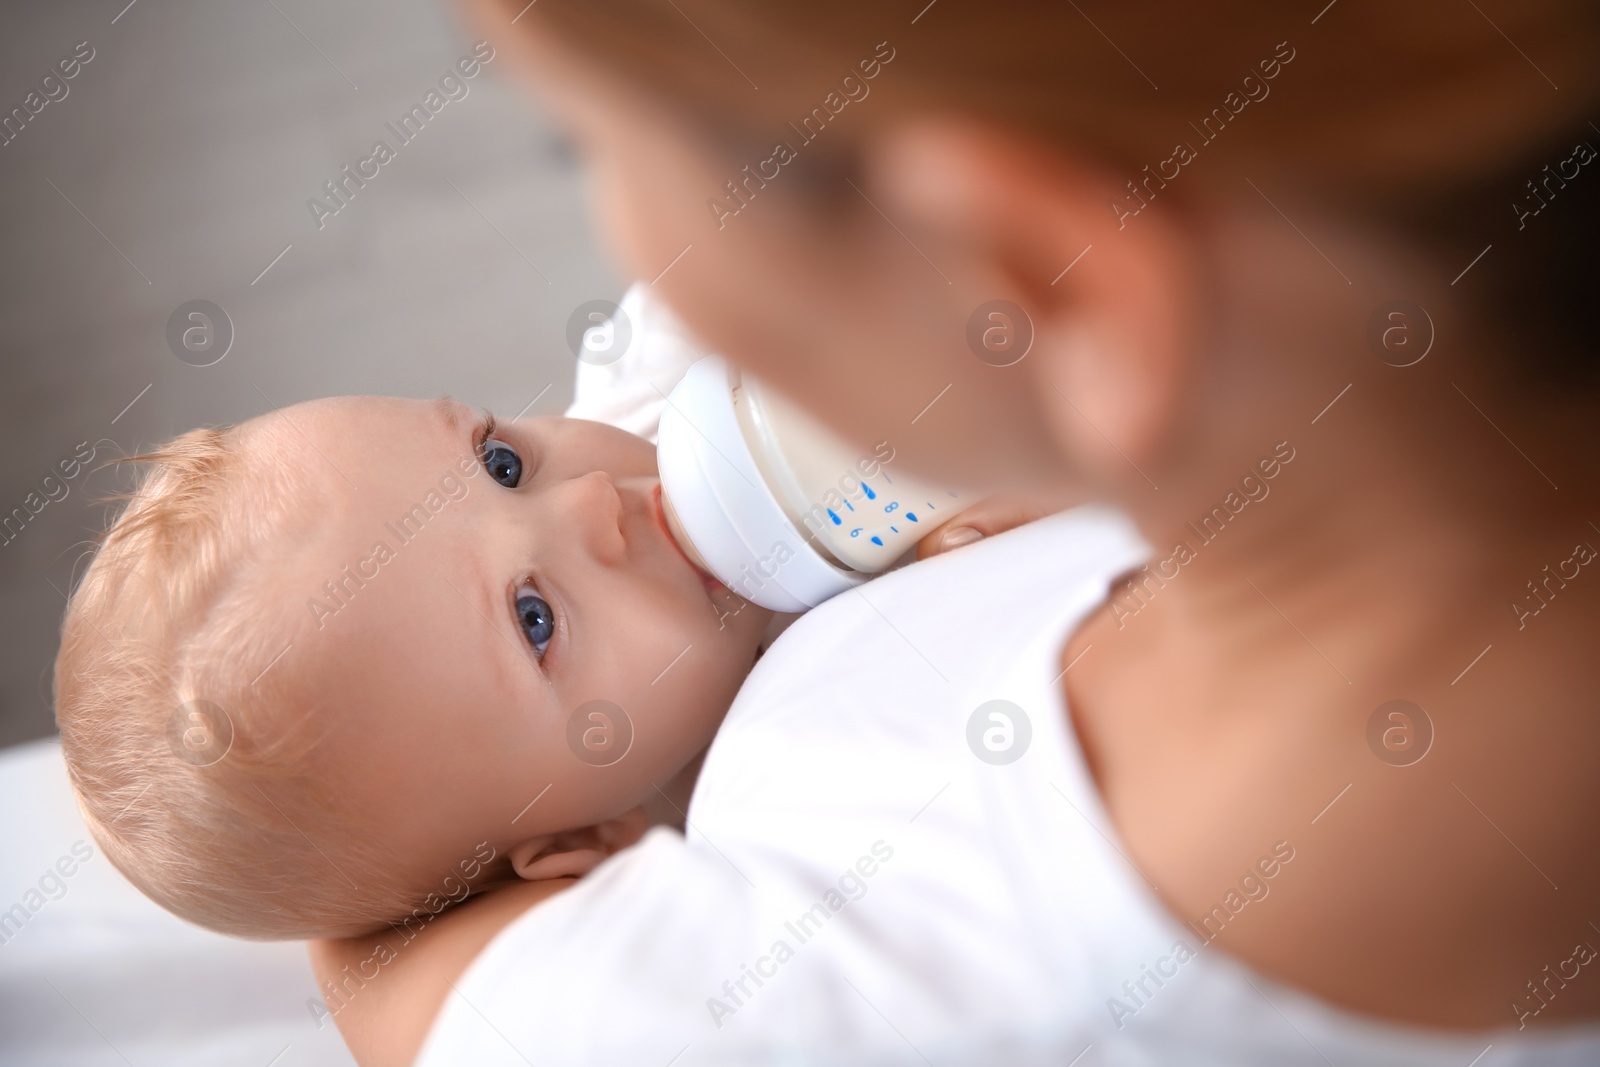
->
[1069,594,1600,1037]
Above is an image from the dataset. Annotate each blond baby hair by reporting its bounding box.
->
[55,421,460,939]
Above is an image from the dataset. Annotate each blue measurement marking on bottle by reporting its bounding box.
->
[882,470,894,484]
[890,526,899,533]
[827,508,841,525]
[862,482,877,500]
[906,512,918,522]
[871,535,883,545]
[844,499,855,512]
[926,501,936,510]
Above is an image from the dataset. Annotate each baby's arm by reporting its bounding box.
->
[309,878,574,1067]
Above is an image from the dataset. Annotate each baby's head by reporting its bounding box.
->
[55,395,769,938]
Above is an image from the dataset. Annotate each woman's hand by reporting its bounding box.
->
[915,488,1079,560]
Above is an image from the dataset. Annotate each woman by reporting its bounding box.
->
[315,1,1600,1062]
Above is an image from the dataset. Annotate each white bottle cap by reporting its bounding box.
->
[656,357,865,612]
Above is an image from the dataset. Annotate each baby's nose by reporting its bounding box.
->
[556,470,626,564]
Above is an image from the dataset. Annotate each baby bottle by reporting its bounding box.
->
[656,356,962,612]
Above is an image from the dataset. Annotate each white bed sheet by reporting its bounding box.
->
[0,738,357,1067]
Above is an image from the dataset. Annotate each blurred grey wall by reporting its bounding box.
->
[0,0,619,747]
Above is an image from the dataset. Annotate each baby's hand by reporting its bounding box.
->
[915,489,1079,560]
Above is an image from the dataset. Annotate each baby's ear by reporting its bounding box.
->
[507,806,649,882]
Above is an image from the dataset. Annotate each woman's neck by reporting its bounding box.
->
[1092,204,1597,716]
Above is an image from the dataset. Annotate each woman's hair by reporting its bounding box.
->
[508,0,1600,387]
[55,427,509,938]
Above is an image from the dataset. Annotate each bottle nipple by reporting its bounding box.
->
[657,483,717,578]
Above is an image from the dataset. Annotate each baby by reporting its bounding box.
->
[53,271,1036,947]
[55,274,1036,944]
[54,391,782,940]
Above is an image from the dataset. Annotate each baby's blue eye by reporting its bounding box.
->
[482,439,522,488]
[517,592,554,654]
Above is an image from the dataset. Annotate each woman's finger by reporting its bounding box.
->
[916,494,1055,560]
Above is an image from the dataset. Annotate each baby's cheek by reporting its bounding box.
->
[710,597,775,667]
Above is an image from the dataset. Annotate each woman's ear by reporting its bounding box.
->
[507,806,650,882]
[867,119,1198,486]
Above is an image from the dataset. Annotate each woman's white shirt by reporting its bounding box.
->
[417,504,1600,1065]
